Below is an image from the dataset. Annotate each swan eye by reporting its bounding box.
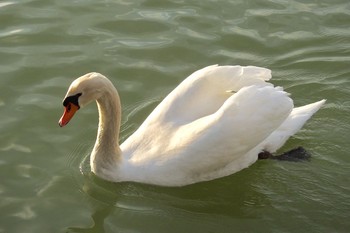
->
[67,103,71,112]
[63,93,82,108]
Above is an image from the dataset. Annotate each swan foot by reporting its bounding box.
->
[258,147,311,162]
[258,151,273,160]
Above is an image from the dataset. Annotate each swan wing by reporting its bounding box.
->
[139,65,273,126]
[121,65,274,162]
[164,85,293,182]
[120,84,293,185]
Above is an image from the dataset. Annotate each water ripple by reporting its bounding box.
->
[0,0,349,232]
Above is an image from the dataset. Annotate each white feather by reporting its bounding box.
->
[60,65,325,186]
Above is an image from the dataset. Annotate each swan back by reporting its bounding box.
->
[119,65,299,185]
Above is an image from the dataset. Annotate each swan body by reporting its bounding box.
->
[59,65,325,186]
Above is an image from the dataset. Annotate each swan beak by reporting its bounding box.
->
[58,103,79,127]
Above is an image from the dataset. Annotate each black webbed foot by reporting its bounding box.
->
[258,147,311,162]
[258,150,273,160]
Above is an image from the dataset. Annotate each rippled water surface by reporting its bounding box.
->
[1,0,349,232]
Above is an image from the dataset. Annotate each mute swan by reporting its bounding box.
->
[58,65,325,186]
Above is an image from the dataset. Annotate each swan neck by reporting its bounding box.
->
[91,84,122,172]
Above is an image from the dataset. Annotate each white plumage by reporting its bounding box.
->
[59,65,325,186]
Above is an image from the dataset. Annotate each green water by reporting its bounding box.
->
[0,0,349,232]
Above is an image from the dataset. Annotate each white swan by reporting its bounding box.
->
[58,65,325,186]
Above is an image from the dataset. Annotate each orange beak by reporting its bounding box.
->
[58,103,79,127]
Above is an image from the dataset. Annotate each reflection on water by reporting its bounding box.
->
[64,146,273,232]
[66,166,271,233]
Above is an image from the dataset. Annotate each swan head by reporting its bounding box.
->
[58,72,111,127]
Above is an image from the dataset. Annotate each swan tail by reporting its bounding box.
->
[261,99,326,153]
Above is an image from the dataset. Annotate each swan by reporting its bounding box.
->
[58,65,325,186]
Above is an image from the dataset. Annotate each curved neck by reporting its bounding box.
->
[90,84,122,174]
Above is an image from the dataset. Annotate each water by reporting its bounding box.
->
[0,0,349,232]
